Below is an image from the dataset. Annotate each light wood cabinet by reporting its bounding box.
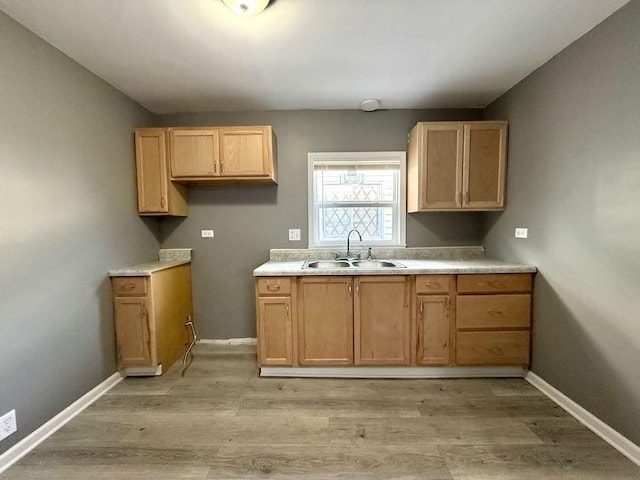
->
[169,128,219,178]
[407,121,507,212]
[111,264,193,375]
[415,275,454,366]
[255,277,295,366]
[134,129,188,216]
[254,272,533,370]
[455,273,533,366]
[297,277,353,365]
[354,276,410,365]
[168,125,276,184]
[219,127,275,178]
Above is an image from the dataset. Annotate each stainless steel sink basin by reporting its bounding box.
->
[351,260,404,268]
[305,260,351,269]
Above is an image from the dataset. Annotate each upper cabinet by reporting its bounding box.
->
[407,121,507,212]
[134,125,276,216]
[169,128,220,178]
[134,129,188,216]
[168,125,276,184]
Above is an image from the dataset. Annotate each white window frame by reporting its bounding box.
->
[307,151,407,249]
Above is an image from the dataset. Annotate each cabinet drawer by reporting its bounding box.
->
[415,275,454,294]
[112,277,148,296]
[457,295,531,329]
[456,331,530,365]
[257,277,292,296]
[457,274,532,294]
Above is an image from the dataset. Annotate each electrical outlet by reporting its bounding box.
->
[201,229,214,238]
[288,229,301,241]
[515,227,528,239]
[0,410,17,442]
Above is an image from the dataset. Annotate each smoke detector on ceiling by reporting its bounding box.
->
[359,99,381,112]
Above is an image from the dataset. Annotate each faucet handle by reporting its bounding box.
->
[330,251,342,260]
[355,248,372,260]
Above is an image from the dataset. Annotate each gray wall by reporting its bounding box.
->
[0,11,159,453]
[158,110,484,339]
[483,1,640,443]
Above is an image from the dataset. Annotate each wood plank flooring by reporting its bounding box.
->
[2,344,639,479]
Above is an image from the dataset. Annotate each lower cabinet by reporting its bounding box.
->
[255,272,533,369]
[256,277,295,366]
[354,276,410,365]
[455,274,532,366]
[111,264,193,375]
[256,297,293,366]
[415,275,455,365]
[298,277,353,365]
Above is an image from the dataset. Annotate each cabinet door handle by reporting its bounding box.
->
[267,283,280,291]
[355,280,359,295]
[419,301,423,315]
[464,191,469,204]
[160,195,166,208]
[458,192,463,206]
[348,284,352,296]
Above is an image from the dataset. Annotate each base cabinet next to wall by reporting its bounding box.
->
[111,264,193,375]
[255,272,533,369]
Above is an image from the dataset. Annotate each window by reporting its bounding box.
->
[308,152,406,248]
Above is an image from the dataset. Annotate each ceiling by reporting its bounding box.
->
[0,0,630,114]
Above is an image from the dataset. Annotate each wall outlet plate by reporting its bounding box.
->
[515,227,528,238]
[201,229,214,238]
[288,229,301,241]
[0,410,17,442]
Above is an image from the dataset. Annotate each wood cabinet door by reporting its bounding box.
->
[135,129,169,213]
[354,276,410,365]
[298,277,353,365]
[463,122,507,209]
[169,129,219,178]
[114,297,152,367]
[420,123,464,209]
[219,127,272,177]
[257,297,293,366]
[416,295,451,366]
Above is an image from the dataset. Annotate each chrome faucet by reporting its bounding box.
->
[346,229,362,260]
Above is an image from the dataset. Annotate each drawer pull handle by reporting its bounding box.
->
[487,346,504,357]
[488,310,504,317]
[487,281,502,288]
[266,284,281,291]
[121,284,136,290]
[424,282,439,288]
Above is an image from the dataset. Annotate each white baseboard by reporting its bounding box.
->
[122,365,162,376]
[198,337,257,346]
[0,372,123,475]
[525,371,640,466]
[261,366,525,378]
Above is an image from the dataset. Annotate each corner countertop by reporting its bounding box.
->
[108,248,192,277]
[253,258,536,277]
[253,247,536,276]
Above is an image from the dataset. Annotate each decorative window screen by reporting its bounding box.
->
[308,152,406,248]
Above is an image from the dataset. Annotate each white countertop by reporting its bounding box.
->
[108,260,190,277]
[253,258,536,277]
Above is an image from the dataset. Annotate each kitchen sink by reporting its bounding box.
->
[351,260,403,268]
[303,259,405,269]
[305,260,351,269]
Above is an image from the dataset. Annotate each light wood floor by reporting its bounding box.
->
[3,344,639,479]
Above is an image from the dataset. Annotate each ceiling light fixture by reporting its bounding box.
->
[222,0,270,16]
[359,99,381,112]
